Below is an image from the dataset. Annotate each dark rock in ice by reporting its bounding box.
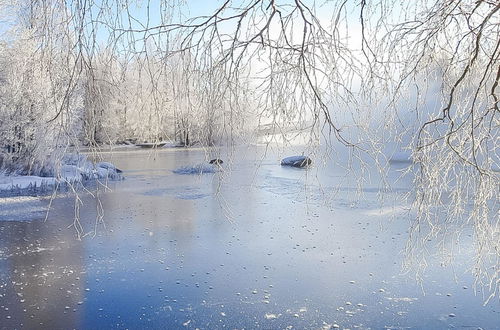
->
[280,156,312,168]
[209,159,224,165]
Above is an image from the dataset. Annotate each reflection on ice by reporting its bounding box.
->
[0,196,48,222]
[140,186,210,200]
[259,170,410,212]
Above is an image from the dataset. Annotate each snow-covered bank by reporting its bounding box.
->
[0,154,123,194]
[0,175,56,192]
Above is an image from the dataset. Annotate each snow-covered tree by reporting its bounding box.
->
[0,28,83,175]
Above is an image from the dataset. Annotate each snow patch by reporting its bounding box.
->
[385,297,418,302]
[0,154,123,193]
[0,175,56,191]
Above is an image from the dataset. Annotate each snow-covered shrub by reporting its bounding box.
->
[0,29,83,176]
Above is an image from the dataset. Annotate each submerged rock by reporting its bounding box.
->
[280,155,312,168]
[173,163,219,175]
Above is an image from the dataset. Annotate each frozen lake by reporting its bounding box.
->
[0,146,498,329]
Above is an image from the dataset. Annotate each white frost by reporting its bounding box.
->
[363,205,410,216]
[264,313,278,320]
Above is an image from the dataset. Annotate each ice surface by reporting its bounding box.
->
[0,147,497,329]
[389,151,412,164]
[140,186,210,200]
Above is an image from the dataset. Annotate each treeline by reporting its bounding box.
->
[0,29,251,175]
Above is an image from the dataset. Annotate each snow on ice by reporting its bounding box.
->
[0,153,123,193]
